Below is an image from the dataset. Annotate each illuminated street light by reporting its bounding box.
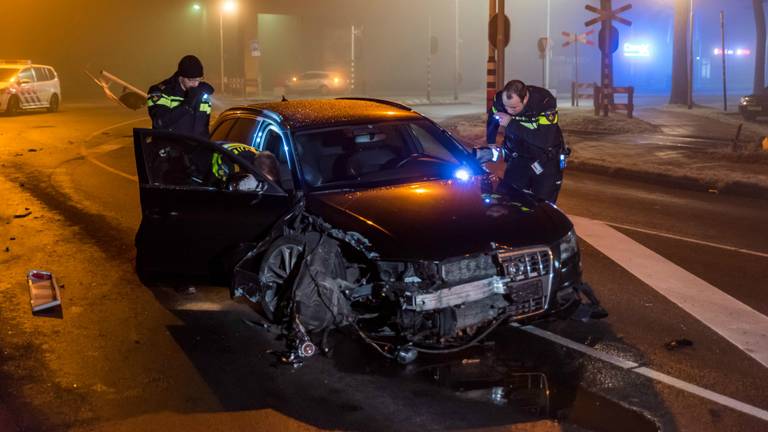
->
[191,3,201,12]
[220,1,238,93]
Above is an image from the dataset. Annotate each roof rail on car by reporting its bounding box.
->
[335,97,413,112]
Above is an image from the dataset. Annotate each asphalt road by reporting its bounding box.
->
[1,102,767,432]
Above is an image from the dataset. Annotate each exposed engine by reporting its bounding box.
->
[232,212,582,365]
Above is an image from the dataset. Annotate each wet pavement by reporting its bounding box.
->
[1,102,768,431]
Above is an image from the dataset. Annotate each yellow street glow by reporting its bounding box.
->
[221,0,237,13]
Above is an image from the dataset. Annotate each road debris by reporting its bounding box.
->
[664,338,693,351]
[27,270,62,313]
[13,212,32,219]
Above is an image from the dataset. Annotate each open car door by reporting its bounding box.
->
[133,128,291,278]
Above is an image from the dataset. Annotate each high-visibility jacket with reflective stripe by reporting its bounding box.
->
[487,86,564,161]
[211,143,258,180]
[147,74,214,138]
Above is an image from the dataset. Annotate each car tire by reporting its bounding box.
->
[47,94,59,113]
[257,235,306,322]
[5,95,21,116]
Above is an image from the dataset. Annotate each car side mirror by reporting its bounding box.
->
[18,78,32,85]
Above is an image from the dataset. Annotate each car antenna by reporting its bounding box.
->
[281,95,288,102]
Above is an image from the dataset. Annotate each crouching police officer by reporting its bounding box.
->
[487,80,568,203]
[147,55,214,138]
[211,143,280,191]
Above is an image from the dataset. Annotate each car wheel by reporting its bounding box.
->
[47,94,59,113]
[258,235,305,321]
[5,95,21,116]
[742,112,757,121]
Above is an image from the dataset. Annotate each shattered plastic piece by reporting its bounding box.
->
[27,270,62,313]
[664,338,693,351]
[13,212,31,219]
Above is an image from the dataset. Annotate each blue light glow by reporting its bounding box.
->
[454,168,471,182]
[623,42,651,58]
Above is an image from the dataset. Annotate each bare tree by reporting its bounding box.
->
[754,0,766,94]
[669,0,690,105]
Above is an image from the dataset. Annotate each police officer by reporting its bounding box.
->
[487,80,567,203]
[147,55,214,138]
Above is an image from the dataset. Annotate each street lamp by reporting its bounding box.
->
[688,0,694,109]
[220,0,237,93]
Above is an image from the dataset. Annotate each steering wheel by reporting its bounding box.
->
[393,154,447,169]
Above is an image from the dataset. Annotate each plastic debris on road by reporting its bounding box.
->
[27,270,62,313]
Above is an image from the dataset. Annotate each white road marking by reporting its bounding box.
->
[513,324,768,422]
[596,219,768,259]
[86,117,145,141]
[572,215,768,368]
[82,117,145,182]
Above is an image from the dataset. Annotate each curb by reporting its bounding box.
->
[568,160,768,201]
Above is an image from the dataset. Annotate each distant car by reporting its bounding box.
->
[285,71,348,95]
[739,92,768,121]
[0,60,61,115]
[132,98,586,363]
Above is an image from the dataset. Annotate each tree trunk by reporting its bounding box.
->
[669,0,690,105]
[754,0,766,95]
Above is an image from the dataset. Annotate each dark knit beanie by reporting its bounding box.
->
[177,55,204,78]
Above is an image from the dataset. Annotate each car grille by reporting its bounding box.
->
[440,253,497,284]
[497,247,553,317]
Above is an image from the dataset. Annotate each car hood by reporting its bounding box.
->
[305,177,573,261]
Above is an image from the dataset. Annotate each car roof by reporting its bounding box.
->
[226,98,423,130]
[0,64,54,70]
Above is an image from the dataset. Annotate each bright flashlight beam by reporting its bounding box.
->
[454,168,471,182]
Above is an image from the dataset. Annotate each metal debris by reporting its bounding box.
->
[664,338,693,351]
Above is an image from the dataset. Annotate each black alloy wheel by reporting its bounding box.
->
[257,235,305,321]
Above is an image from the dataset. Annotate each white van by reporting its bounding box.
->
[0,60,61,115]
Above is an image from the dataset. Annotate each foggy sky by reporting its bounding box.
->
[0,0,760,101]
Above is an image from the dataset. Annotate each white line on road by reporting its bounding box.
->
[82,117,145,182]
[86,117,146,142]
[513,324,768,422]
[597,219,768,259]
[572,215,768,368]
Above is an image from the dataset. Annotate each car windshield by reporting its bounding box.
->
[0,68,20,82]
[294,120,472,189]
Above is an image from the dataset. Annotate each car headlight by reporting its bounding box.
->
[559,230,579,261]
[741,96,753,106]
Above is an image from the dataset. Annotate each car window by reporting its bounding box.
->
[210,118,237,141]
[33,67,48,82]
[256,122,294,191]
[17,68,34,83]
[141,134,253,190]
[408,123,459,164]
[295,120,468,189]
[47,68,56,80]
[226,118,260,146]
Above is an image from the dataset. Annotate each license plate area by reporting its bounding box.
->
[508,279,544,303]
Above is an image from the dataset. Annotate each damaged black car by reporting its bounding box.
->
[133,98,591,364]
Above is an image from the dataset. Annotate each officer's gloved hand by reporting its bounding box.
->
[473,146,500,164]
[197,82,215,97]
[184,86,203,108]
